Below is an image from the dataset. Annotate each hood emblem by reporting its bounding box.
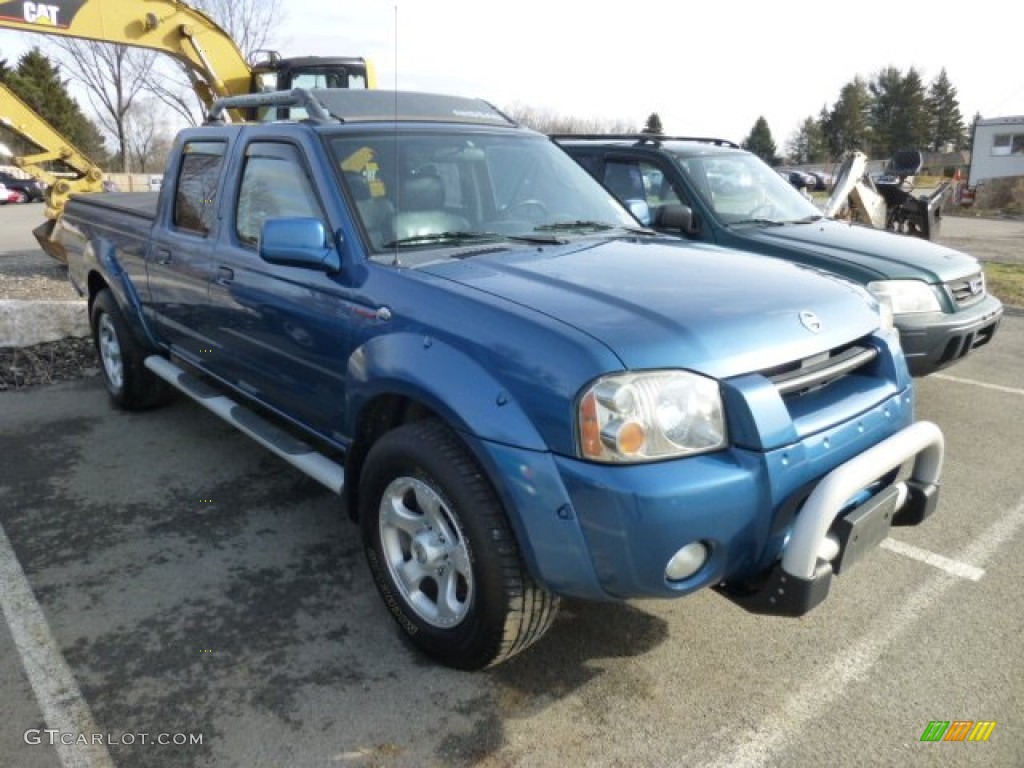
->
[799,310,823,334]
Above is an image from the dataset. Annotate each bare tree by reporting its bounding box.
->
[48,40,157,171]
[191,0,282,60]
[124,99,174,173]
[504,103,637,134]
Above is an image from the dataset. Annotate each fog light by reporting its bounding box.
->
[665,541,709,582]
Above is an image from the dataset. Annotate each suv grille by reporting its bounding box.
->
[946,271,986,308]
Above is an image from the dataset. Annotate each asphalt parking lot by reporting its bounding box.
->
[1,205,1023,767]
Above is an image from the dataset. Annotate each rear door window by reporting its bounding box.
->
[173,141,227,236]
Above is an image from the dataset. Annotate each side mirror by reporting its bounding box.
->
[656,203,696,235]
[259,217,341,273]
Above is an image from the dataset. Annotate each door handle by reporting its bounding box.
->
[154,249,172,265]
[215,266,234,286]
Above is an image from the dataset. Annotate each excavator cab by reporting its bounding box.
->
[249,54,375,120]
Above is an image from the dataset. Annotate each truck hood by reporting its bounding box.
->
[420,237,881,379]
[734,218,979,283]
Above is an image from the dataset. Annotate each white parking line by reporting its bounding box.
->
[0,522,115,768]
[880,537,985,581]
[932,373,1024,396]
[702,496,1024,768]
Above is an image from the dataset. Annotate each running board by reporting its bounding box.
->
[144,356,346,494]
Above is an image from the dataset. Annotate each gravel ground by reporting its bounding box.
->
[1,208,97,390]
[0,336,99,391]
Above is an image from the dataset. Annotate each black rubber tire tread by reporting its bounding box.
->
[91,289,169,410]
[359,418,559,670]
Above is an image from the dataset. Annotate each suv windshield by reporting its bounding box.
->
[674,151,822,225]
[328,132,637,259]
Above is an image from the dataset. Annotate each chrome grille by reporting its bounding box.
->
[946,271,986,308]
[762,342,878,396]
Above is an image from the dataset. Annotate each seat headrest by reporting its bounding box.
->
[401,174,445,210]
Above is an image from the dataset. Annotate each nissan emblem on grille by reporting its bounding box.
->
[799,311,822,333]
[968,277,984,295]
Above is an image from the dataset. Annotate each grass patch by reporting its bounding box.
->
[984,262,1024,308]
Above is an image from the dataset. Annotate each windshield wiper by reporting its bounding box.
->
[533,220,616,233]
[382,231,504,248]
[788,214,824,224]
[382,230,567,249]
[727,218,786,227]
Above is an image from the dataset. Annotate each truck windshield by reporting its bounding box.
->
[676,152,822,226]
[328,132,637,259]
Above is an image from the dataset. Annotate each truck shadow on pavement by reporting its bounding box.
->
[1,381,670,767]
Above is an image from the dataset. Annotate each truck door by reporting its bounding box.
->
[146,139,226,359]
[200,140,351,438]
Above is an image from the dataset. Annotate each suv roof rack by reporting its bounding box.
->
[207,88,336,124]
[207,88,518,128]
[550,133,739,148]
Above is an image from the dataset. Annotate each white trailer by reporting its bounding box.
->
[968,115,1024,185]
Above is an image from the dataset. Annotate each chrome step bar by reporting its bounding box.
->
[145,356,346,494]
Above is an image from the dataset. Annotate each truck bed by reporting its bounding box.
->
[68,191,161,220]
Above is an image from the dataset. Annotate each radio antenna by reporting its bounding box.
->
[392,3,400,266]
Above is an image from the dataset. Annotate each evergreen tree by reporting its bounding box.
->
[868,66,929,156]
[742,116,778,165]
[926,68,967,151]
[1,47,108,165]
[642,112,664,135]
[787,115,828,164]
[823,77,872,157]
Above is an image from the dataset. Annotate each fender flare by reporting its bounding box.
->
[346,332,549,451]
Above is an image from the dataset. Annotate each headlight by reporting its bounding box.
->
[867,280,942,314]
[577,371,726,462]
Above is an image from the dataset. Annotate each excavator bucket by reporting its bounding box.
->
[33,218,68,264]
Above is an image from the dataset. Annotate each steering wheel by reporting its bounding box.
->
[502,199,549,222]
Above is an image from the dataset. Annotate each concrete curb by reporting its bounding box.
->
[0,300,90,348]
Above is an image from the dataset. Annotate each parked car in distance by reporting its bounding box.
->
[555,134,1003,376]
[0,170,45,203]
[779,169,817,191]
[808,170,834,191]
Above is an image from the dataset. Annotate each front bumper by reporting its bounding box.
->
[482,382,941,611]
[897,294,1003,376]
[721,420,943,616]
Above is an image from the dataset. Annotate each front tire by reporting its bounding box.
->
[91,289,168,410]
[360,419,559,669]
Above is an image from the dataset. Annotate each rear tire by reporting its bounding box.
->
[360,419,559,669]
[91,289,169,410]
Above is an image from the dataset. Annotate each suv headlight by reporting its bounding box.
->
[577,371,726,462]
[867,280,942,314]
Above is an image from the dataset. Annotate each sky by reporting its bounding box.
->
[2,0,1022,150]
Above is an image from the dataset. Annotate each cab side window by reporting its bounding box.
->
[174,141,226,236]
[236,143,325,247]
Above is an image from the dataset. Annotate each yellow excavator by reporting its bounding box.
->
[1,0,376,258]
[0,81,106,221]
[0,0,375,121]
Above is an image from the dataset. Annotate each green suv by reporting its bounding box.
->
[555,134,1003,376]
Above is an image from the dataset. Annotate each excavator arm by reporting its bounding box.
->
[0,81,105,220]
[0,0,250,111]
[0,0,374,121]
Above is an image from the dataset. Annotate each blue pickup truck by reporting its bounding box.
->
[555,135,1003,376]
[51,89,944,669]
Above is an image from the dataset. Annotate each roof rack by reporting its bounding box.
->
[206,88,519,128]
[207,88,336,124]
[550,133,739,148]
